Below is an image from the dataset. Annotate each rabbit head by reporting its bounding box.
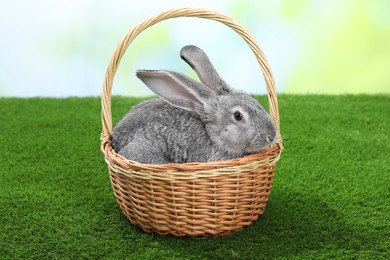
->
[136,45,278,155]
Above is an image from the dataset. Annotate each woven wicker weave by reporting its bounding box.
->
[100,8,283,237]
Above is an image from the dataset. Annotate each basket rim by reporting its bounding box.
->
[101,135,282,180]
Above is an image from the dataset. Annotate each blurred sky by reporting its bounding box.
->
[0,0,389,97]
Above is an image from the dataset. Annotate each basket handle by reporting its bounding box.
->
[101,8,281,143]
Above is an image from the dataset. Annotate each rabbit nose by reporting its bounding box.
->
[266,131,276,143]
[266,120,277,143]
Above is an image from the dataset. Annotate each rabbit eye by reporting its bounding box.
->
[234,111,243,121]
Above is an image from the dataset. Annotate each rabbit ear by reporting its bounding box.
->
[136,70,214,112]
[180,45,231,94]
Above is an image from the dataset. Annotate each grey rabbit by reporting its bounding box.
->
[111,45,277,164]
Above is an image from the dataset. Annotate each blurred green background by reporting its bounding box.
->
[0,0,389,97]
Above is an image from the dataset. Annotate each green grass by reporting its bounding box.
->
[0,95,389,259]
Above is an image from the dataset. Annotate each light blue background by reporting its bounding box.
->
[1,1,389,97]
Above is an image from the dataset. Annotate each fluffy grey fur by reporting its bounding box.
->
[111,45,277,164]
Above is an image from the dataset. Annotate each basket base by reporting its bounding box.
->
[109,168,273,237]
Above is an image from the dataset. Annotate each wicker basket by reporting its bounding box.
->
[100,8,283,237]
